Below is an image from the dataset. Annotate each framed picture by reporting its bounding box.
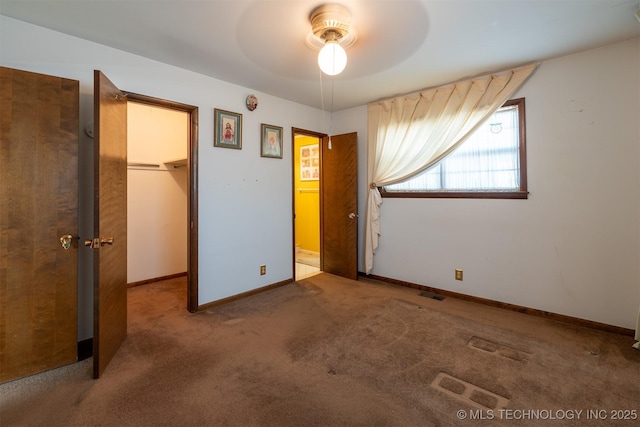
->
[214,108,242,149]
[300,143,319,181]
[260,123,283,159]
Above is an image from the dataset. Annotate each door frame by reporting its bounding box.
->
[291,128,326,280]
[124,92,199,312]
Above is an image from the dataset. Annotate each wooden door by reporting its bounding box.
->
[92,70,127,379]
[320,132,358,280]
[0,67,79,383]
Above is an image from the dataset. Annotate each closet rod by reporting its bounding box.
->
[128,162,160,168]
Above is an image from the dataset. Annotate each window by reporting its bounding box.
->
[382,98,527,199]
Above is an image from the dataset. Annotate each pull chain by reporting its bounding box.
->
[319,68,335,150]
[328,76,335,149]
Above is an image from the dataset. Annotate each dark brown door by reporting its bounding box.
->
[320,132,358,280]
[92,70,127,379]
[0,67,79,383]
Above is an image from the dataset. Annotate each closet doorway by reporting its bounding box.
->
[125,93,199,311]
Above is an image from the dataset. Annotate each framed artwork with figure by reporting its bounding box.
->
[214,108,242,149]
[260,123,283,159]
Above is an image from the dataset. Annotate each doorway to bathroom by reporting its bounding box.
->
[293,132,321,279]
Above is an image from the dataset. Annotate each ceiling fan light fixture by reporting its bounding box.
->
[310,4,352,75]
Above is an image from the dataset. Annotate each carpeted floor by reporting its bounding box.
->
[1,273,638,426]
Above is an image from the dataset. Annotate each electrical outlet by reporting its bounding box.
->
[260,265,266,275]
[455,269,463,281]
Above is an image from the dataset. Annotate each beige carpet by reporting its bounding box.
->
[1,273,638,426]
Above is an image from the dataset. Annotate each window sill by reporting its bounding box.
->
[380,190,529,199]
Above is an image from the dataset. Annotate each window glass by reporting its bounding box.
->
[383,98,526,199]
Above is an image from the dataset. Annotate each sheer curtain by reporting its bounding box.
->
[365,64,536,274]
[386,103,521,191]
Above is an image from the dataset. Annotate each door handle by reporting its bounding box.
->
[59,234,74,250]
[100,237,114,246]
[348,213,357,219]
[83,237,114,249]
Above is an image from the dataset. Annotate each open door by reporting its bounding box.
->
[0,67,79,383]
[92,70,128,379]
[320,132,358,280]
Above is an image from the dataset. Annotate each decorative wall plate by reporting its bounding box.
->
[246,94,258,111]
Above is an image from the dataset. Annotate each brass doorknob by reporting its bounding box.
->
[59,234,73,250]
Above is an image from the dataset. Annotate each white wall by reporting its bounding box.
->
[1,16,325,339]
[127,103,188,283]
[345,38,640,330]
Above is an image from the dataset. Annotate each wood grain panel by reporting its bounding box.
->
[93,70,127,378]
[0,67,78,383]
[320,132,358,280]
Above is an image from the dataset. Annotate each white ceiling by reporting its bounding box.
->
[2,0,639,111]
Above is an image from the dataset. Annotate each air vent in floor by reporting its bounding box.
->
[420,291,445,301]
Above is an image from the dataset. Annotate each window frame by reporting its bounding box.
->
[380,98,528,200]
